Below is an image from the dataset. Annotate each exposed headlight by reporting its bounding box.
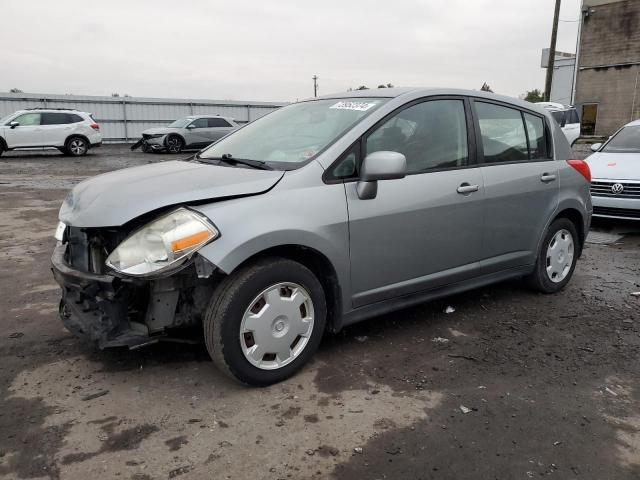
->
[105,208,219,277]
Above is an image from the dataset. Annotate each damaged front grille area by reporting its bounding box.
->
[64,226,125,274]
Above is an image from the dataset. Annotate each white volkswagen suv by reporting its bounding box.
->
[0,109,102,156]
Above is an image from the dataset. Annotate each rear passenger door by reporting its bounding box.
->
[206,117,235,142]
[473,100,559,273]
[41,112,76,146]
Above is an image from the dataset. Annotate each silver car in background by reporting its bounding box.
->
[131,114,238,153]
[52,88,592,386]
[587,119,640,220]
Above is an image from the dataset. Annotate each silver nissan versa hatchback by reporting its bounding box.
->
[52,88,592,385]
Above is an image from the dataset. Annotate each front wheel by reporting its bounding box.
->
[526,218,579,293]
[165,135,184,153]
[204,257,327,386]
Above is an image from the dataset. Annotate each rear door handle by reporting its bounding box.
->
[457,183,479,194]
[541,173,557,183]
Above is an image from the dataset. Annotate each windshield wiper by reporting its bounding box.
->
[198,154,273,170]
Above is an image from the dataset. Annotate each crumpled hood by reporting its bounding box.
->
[142,127,181,136]
[586,152,640,180]
[60,161,285,227]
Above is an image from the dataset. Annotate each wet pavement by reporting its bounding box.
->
[0,145,639,479]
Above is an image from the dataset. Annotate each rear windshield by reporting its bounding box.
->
[550,111,566,127]
[603,126,640,153]
[199,98,389,169]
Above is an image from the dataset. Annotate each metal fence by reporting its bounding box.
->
[0,92,286,143]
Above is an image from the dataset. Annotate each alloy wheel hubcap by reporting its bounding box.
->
[239,282,314,370]
[546,229,574,283]
[167,138,181,152]
[70,139,86,155]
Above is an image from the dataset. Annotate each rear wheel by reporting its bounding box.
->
[165,135,184,154]
[526,218,579,293]
[65,137,88,156]
[204,257,326,386]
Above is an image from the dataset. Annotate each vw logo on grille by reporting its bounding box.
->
[611,183,624,194]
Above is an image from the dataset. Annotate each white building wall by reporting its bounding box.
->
[0,92,286,142]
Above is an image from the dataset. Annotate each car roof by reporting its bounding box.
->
[14,108,87,114]
[186,114,232,119]
[625,119,640,127]
[310,87,548,114]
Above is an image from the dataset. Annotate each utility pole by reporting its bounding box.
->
[312,75,318,97]
[544,0,562,102]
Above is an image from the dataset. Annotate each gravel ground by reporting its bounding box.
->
[0,145,639,480]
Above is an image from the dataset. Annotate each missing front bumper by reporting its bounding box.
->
[51,243,156,349]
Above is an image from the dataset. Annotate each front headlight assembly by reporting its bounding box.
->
[106,208,219,277]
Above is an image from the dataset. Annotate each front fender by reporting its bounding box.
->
[191,167,351,311]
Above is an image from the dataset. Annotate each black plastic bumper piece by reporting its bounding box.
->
[51,243,154,349]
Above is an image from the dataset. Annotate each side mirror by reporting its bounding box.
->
[186,124,196,129]
[356,151,407,200]
[590,143,602,152]
[9,121,19,129]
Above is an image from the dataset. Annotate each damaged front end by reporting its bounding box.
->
[130,133,166,153]
[51,224,218,349]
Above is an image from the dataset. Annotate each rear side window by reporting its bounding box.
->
[41,112,83,125]
[366,99,469,173]
[476,102,528,163]
[207,118,232,128]
[524,113,547,159]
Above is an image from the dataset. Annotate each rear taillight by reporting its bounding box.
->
[90,123,100,131]
[567,159,591,183]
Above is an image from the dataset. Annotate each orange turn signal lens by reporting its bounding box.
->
[171,231,212,253]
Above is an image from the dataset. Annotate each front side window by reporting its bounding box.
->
[199,98,388,168]
[12,113,41,126]
[476,102,528,163]
[603,126,640,153]
[189,118,208,128]
[366,99,469,173]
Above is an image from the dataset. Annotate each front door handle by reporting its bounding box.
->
[541,173,557,183]
[457,183,479,194]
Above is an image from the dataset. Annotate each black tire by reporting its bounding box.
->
[526,218,579,293]
[165,135,184,154]
[204,257,327,386]
[65,136,89,156]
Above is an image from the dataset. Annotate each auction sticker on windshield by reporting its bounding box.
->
[330,101,377,111]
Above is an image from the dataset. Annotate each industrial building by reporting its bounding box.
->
[573,0,640,136]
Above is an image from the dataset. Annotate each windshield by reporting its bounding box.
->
[0,113,15,125]
[603,126,640,153]
[199,98,389,167]
[168,118,192,128]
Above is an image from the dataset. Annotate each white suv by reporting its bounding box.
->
[0,109,102,156]
[536,102,581,147]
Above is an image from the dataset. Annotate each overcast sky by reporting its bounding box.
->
[1,0,581,102]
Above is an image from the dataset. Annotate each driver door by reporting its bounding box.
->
[345,97,485,308]
[185,117,210,148]
[4,112,43,148]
